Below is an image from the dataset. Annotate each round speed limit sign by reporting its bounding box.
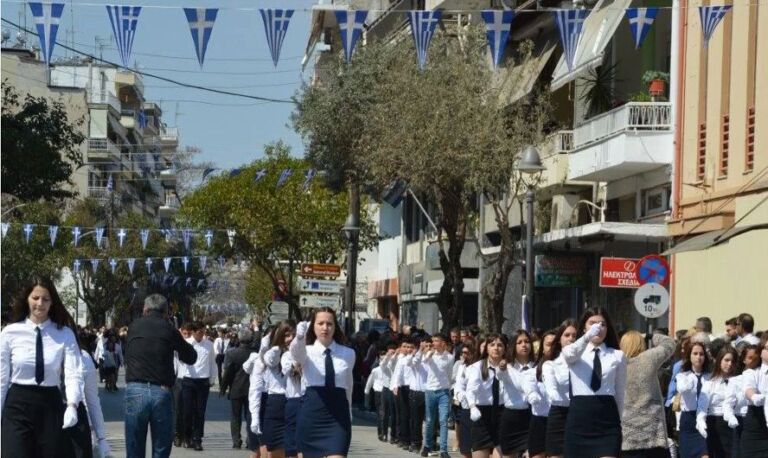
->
[633,282,670,318]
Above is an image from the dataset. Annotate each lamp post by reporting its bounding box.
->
[517,145,545,329]
[342,211,360,336]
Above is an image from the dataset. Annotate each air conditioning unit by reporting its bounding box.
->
[550,193,581,230]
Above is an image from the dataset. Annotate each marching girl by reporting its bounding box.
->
[542,320,577,458]
[290,307,356,458]
[453,340,477,458]
[561,306,627,458]
[498,330,535,457]
[263,321,296,458]
[676,340,712,458]
[742,334,768,456]
[722,344,760,457]
[466,333,508,458]
[248,331,274,458]
[0,277,85,458]
[281,340,305,458]
[697,347,741,458]
[524,329,557,458]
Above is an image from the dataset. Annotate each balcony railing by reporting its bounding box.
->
[164,195,180,209]
[88,91,120,113]
[160,127,179,143]
[573,102,672,149]
[87,186,111,200]
[553,130,574,153]
[87,138,120,160]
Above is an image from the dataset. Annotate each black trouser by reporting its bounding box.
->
[215,354,225,387]
[182,378,211,444]
[374,392,384,436]
[410,389,426,448]
[397,386,411,445]
[1,384,65,458]
[230,397,249,446]
[380,388,397,440]
[173,378,184,440]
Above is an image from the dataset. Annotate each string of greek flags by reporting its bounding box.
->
[29,2,734,70]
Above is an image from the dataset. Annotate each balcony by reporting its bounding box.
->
[87,138,120,162]
[87,186,111,202]
[160,127,178,147]
[119,109,143,136]
[115,71,144,101]
[158,194,180,217]
[88,91,120,114]
[159,168,177,187]
[567,102,673,182]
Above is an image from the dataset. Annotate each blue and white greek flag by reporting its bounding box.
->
[140,228,150,249]
[334,10,368,63]
[106,5,142,67]
[49,225,58,247]
[72,226,81,246]
[109,258,118,274]
[260,9,294,67]
[253,168,268,182]
[276,168,293,188]
[23,224,33,243]
[106,174,113,192]
[73,259,81,274]
[197,279,205,288]
[625,8,658,49]
[117,228,127,247]
[127,257,136,274]
[182,228,192,251]
[186,277,192,287]
[91,259,100,274]
[184,8,218,67]
[182,256,189,273]
[95,227,105,248]
[226,229,236,248]
[303,168,317,191]
[554,9,588,72]
[481,10,515,69]
[521,294,531,332]
[699,5,732,48]
[1,222,9,240]
[407,10,442,70]
[218,256,226,269]
[199,255,207,271]
[28,2,65,65]
[138,108,147,129]
[204,230,213,248]
[163,257,172,272]
[145,257,153,274]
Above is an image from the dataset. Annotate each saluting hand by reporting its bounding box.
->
[296,321,310,339]
[586,322,603,339]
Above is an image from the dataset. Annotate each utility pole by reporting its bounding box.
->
[342,183,360,336]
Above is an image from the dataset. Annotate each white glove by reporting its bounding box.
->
[724,414,739,429]
[296,321,310,339]
[62,405,78,428]
[250,417,261,435]
[527,391,543,406]
[98,438,112,457]
[259,332,272,355]
[695,415,708,438]
[751,393,765,406]
[470,406,482,422]
[585,322,602,339]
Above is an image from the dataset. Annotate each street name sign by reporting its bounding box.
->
[300,278,342,294]
[633,282,669,318]
[300,295,341,309]
[300,263,341,278]
[599,257,640,288]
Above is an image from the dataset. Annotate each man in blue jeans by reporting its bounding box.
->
[124,294,197,458]
[415,333,454,458]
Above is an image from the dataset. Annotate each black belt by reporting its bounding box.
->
[129,380,172,390]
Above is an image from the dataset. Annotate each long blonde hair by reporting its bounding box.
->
[620,330,646,358]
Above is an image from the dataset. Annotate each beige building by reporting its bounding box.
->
[666,0,768,333]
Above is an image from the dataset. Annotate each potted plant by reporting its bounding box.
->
[642,70,669,98]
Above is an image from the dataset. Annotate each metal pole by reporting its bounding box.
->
[344,183,360,336]
[525,187,535,328]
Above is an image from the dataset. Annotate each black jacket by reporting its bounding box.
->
[124,313,196,387]
[221,346,255,400]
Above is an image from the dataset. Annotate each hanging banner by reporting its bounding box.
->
[182,256,189,272]
[182,228,192,251]
[334,10,368,63]
[117,228,127,247]
[553,9,589,72]
[407,10,442,70]
[218,256,226,269]
[106,5,142,67]
[204,229,213,248]
[145,257,153,274]
[109,258,118,274]
[91,258,100,274]
[23,224,33,244]
[625,8,659,49]
[276,168,293,187]
[28,2,65,65]
[73,259,81,274]
[226,229,236,247]
[140,228,150,249]
[48,225,58,247]
[253,168,268,182]
[260,9,294,67]
[72,226,81,246]
[303,168,317,191]
[184,7,218,67]
[127,257,136,274]
[95,227,105,248]
[199,255,207,271]
[699,5,732,48]
[1,222,9,240]
[481,9,515,69]
[163,229,174,243]
[163,257,172,272]
[106,174,113,192]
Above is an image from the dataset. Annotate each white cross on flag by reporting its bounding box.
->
[109,258,118,274]
[95,227,105,248]
[182,256,189,273]
[481,10,515,69]
[625,8,658,49]
[407,10,442,70]
[23,224,33,244]
[276,168,293,188]
[49,225,59,247]
[127,258,136,274]
[204,230,213,248]
[72,226,81,246]
[226,229,236,247]
[260,9,294,67]
[91,259,100,274]
[140,228,150,249]
[73,259,81,274]
[184,8,218,67]
[334,10,368,63]
[163,257,172,272]
[182,228,193,251]
[28,2,65,65]
[146,257,153,274]
[553,9,589,72]
[106,5,142,67]
[117,228,127,247]
[699,6,732,48]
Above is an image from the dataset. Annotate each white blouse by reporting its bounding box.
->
[453,362,470,408]
[465,360,503,407]
[698,377,729,416]
[0,319,84,409]
[524,371,551,417]
[676,371,711,412]
[743,364,768,401]
[542,357,571,407]
[723,374,749,418]
[289,338,355,408]
[281,350,304,398]
[248,357,265,429]
[80,350,107,441]
[562,334,627,413]
[497,365,530,409]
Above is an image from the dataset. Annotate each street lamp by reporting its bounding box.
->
[342,213,359,336]
[517,145,545,329]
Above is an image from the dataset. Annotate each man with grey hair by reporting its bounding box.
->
[124,294,197,458]
[220,328,260,451]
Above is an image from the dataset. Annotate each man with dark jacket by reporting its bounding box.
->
[220,329,259,451]
[124,294,197,458]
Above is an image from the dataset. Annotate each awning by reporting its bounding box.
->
[662,224,768,255]
[498,33,558,104]
[550,0,632,91]
[301,4,347,69]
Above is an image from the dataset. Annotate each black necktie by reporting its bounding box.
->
[324,348,335,388]
[696,374,702,399]
[35,327,44,385]
[590,348,602,391]
[490,367,499,407]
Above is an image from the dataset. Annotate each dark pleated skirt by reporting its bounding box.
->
[528,414,548,456]
[0,384,66,458]
[706,415,733,458]
[297,386,351,458]
[263,393,287,451]
[499,407,531,454]
[284,397,301,456]
[545,405,568,456]
[565,396,621,458]
[471,404,502,452]
[456,407,472,455]
[741,405,768,457]
[679,410,707,458]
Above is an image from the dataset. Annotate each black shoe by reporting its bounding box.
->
[399,442,409,450]
[390,438,398,445]
[183,441,192,449]
[378,434,386,442]
[420,447,429,457]
[233,441,242,449]
[408,445,418,453]
[194,442,203,451]
[439,453,451,458]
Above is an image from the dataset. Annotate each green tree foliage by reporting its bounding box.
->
[1,82,85,201]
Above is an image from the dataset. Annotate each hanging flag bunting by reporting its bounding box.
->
[162,228,174,243]
[183,8,218,67]
[253,168,268,182]
[204,230,213,248]
[23,224,33,244]
[554,9,589,72]
[199,255,207,271]
[73,259,81,274]
[72,226,81,246]
[260,9,294,67]
[202,167,216,180]
[197,279,205,288]
[48,225,58,247]
[95,227,105,248]
[182,228,192,251]
[182,256,189,273]
[163,257,172,272]
[145,257,153,274]
[127,258,136,274]
[699,5,732,48]
[117,228,127,247]
[140,228,150,249]
[28,2,65,65]
[106,174,113,193]
[109,258,118,274]
[229,168,243,178]
[1,222,9,240]
[481,10,515,69]
[218,256,226,269]
[276,168,293,187]
[226,229,236,247]
[186,277,192,287]
[407,10,442,70]
[625,8,659,49]
[334,10,368,63]
[106,5,142,67]
[303,168,317,191]
[91,258,100,274]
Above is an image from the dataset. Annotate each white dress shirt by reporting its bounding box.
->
[676,370,711,412]
[465,360,503,407]
[80,350,107,442]
[522,369,550,417]
[213,337,229,356]
[453,362,470,408]
[498,365,530,409]
[0,319,84,408]
[416,351,454,391]
[289,337,356,408]
[406,352,427,391]
[281,350,304,398]
[562,333,627,414]
[734,334,760,347]
[248,357,265,430]
[365,366,384,394]
[378,356,393,389]
[262,347,287,395]
[743,363,768,402]
[390,354,409,390]
[723,374,749,418]
[542,357,571,407]
[698,377,730,416]
[182,337,217,383]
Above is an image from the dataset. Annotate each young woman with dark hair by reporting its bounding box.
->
[524,329,557,458]
[741,334,768,456]
[543,320,578,458]
[561,306,627,458]
[262,320,296,458]
[466,333,508,458]
[280,328,304,458]
[290,307,355,458]
[0,277,85,458]
[722,344,760,457]
[698,346,741,458]
[676,341,712,458]
[497,330,535,457]
[453,340,477,458]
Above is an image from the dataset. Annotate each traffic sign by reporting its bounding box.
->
[300,278,342,294]
[300,263,341,278]
[599,257,640,288]
[633,282,670,318]
[299,295,341,309]
[637,255,670,286]
[266,301,290,325]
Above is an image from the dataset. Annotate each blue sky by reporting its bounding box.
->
[3,0,319,169]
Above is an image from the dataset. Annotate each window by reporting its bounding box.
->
[746,106,755,171]
[720,114,729,177]
[697,123,707,181]
[642,185,671,217]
